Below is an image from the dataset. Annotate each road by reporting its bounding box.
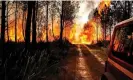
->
[59,44,107,80]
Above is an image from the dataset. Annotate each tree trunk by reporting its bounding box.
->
[110,25,111,41]
[32,1,36,45]
[60,2,64,42]
[104,11,106,41]
[15,2,17,42]
[25,2,33,48]
[46,1,48,42]
[22,10,25,41]
[127,1,131,18]
[1,1,6,65]
[6,2,9,41]
[104,24,106,40]
[124,1,131,20]
[60,14,63,41]
[51,13,55,39]
[97,26,98,42]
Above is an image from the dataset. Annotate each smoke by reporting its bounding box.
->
[72,0,101,43]
[74,0,100,24]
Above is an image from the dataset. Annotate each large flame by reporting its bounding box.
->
[68,17,103,44]
[68,0,110,44]
[5,10,25,42]
[4,0,110,44]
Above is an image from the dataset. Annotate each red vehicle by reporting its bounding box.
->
[101,17,133,80]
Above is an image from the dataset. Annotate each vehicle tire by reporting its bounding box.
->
[101,74,108,80]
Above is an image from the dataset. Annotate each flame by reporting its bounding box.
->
[4,0,111,44]
[98,0,111,15]
[69,17,103,44]
[68,0,111,44]
[36,19,60,42]
[5,14,24,42]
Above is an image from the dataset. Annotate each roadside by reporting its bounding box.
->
[55,44,108,80]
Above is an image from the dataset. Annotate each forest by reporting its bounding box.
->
[0,1,133,80]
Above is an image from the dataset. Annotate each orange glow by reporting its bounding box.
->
[68,0,111,44]
[5,0,111,44]
[5,14,25,42]
[68,17,103,44]
[98,0,111,15]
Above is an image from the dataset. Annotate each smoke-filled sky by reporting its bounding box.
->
[72,0,101,43]
[74,0,100,24]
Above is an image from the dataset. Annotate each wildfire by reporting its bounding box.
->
[98,0,111,15]
[4,0,111,44]
[69,17,103,44]
[68,0,111,44]
[5,13,24,42]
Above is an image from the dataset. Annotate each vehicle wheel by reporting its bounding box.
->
[101,74,108,80]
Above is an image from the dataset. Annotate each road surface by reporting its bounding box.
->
[59,44,107,80]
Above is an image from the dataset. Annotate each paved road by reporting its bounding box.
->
[60,44,107,80]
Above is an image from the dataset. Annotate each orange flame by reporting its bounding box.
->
[5,14,24,42]
[68,0,111,44]
[98,0,111,15]
[68,17,103,44]
[5,0,111,44]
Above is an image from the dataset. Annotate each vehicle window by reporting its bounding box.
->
[113,24,133,65]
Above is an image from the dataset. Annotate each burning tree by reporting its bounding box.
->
[1,0,133,45]
[32,1,38,45]
[100,1,133,41]
[60,1,75,42]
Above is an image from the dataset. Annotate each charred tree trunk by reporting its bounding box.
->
[104,11,106,41]
[15,2,17,42]
[110,25,111,41]
[1,1,6,65]
[125,1,131,19]
[104,24,106,40]
[60,2,64,42]
[25,2,33,49]
[97,26,98,42]
[32,1,37,45]
[60,14,63,42]
[6,2,9,41]
[22,10,25,41]
[46,1,49,42]
[51,13,55,39]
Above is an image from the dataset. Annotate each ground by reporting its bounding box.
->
[58,44,108,80]
[0,42,108,80]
